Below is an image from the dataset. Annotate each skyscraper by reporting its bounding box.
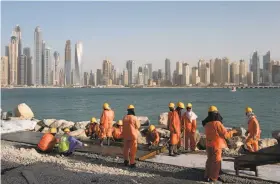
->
[1,56,9,86]
[19,54,27,85]
[165,58,171,82]
[263,51,271,83]
[222,57,230,84]
[143,65,149,85]
[147,63,152,79]
[251,51,260,85]
[5,46,9,57]
[102,59,111,85]
[84,72,89,86]
[96,69,102,86]
[183,63,190,85]
[204,66,210,85]
[43,46,52,85]
[9,35,18,85]
[123,69,129,86]
[176,61,183,75]
[214,58,222,84]
[137,67,144,85]
[230,62,239,85]
[209,59,215,83]
[59,69,64,86]
[239,60,247,84]
[14,25,22,84]
[74,41,83,85]
[126,60,136,85]
[198,59,206,83]
[53,51,59,86]
[64,40,71,86]
[34,26,43,85]
[191,67,200,85]
[22,47,32,86]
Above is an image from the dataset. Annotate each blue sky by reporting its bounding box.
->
[1,1,280,72]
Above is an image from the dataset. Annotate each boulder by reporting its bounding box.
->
[227,136,244,149]
[272,130,280,142]
[41,127,50,133]
[137,130,147,144]
[197,134,206,150]
[74,121,90,130]
[50,120,74,129]
[42,119,56,127]
[14,103,34,119]
[157,128,170,138]
[259,138,278,149]
[194,131,201,144]
[158,112,168,127]
[69,129,86,137]
[137,116,150,126]
[232,127,247,137]
[34,124,43,132]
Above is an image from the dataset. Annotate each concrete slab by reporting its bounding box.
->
[146,153,280,183]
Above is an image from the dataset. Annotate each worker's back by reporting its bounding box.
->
[204,121,227,149]
[37,133,56,151]
[123,115,140,140]
[248,117,261,138]
[100,110,114,128]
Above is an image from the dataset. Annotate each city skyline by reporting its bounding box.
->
[2,2,280,71]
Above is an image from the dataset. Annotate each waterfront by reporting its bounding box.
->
[1,88,280,137]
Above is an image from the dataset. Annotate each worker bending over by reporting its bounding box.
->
[146,125,160,146]
[99,103,115,146]
[37,128,59,153]
[112,120,124,142]
[58,128,88,156]
[182,103,198,151]
[245,107,261,152]
[168,102,181,156]
[123,105,140,168]
[85,117,100,140]
[202,106,237,182]
[176,102,185,151]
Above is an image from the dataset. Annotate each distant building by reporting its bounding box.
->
[222,57,230,84]
[204,66,210,85]
[198,59,206,83]
[143,65,149,85]
[192,67,199,85]
[34,26,43,85]
[251,51,260,85]
[183,63,190,85]
[209,59,215,83]
[5,46,9,57]
[1,56,9,86]
[247,71,253,85]
[59,69,64,86]
[19,54,27,85]
[239,60,247,84]
[147,63,152,79]
[9,35,18,85]
[152,71,158,81]
[23,47,33,86]
[122,69,129,86]
[53,51,60,86]
[176,61,183,75]
[74,41,83,85]
[64,40,71,86]
[230,62,239,85]
[165,58,171,82]
[272,65,280,83]
[43,46,52,85]
[84,72,89,85]
[126,60,136,85]
[96,69,102,86]
[102,59,112,85]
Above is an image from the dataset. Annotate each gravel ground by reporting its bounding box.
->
[1,140,277,184]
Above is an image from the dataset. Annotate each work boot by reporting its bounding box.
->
[100,139,105,146]
[130,163,136,168]
[168,144,174,156]
[124,160,129,166]
[107,137,111,146]
[173,145,180,155]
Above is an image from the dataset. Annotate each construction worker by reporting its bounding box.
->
[99,103,115,146]
[37,128,59,153]
[202,106,237,182]
[182,103,198,151]
[245,107,261,152]
[85,117,100,139]
[123,104,140,168]
[112,120,124,141]
[58,128,88,156]
[146,125,160,146]
[168,102,181,156]
[176,102,185,151]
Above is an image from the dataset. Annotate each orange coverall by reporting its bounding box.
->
[168,111,181,146]
[123,115,140,164]
[204,121,235,181]
[99,109,115,139]
[37,133,58,152]
[85,123,100,138]
[246,116,261,152]
[146,130,160,146]
[182,113,197,151]
[113,126,123,140]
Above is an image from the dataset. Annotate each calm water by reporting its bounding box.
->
[1,88,280,137]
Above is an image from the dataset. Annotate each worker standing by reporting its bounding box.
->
[168,102,181,156]
[202,106,237,182]
[112,120,124,142]
[85,117,100,140]
[182,103,198,151]
[37,128,59,153]
[58,128,88,156]
[123,105,140,168]
[146,125,160,147]
[176,102,185,151]
[245,107,261,152]
[99,103,115,146]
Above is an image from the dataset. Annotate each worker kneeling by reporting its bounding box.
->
[202,106,237,182]
[112,120,124,142]
[37,128,59,153]
[58,128,88,156]
[182,103,198,151]
[146,125,160,147]
[123,105,140,168]
[85,117,100,140]
[245,107,261,152]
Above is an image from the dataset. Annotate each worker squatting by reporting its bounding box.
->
[37,103,261,183]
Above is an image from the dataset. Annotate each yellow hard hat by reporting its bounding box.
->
[245,107,253,113]
[169,102,175,108]
[208,106,218,112]
[117,120,123,126]
[50,128,57,133]
[64,128,70,132]
[103,103,110,110]
[148,125,155,132]
[127,104,135,109]
[186,103,192,108]
[91,117,97,123]
[177,102,185,109]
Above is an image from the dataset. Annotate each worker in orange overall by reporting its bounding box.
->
[37,128,59,153]
[176,102,185,151]
[85,117,100,140]
[146,125,160,146]
[202,106,237,182]
[99,103,115,146]
[245,107,261,152]
[182,103,198,151]
[123,104,140,168]
[112,120,124,142]
[168,102,181,156]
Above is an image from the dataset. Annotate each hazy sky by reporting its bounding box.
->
[1,1,280,72]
